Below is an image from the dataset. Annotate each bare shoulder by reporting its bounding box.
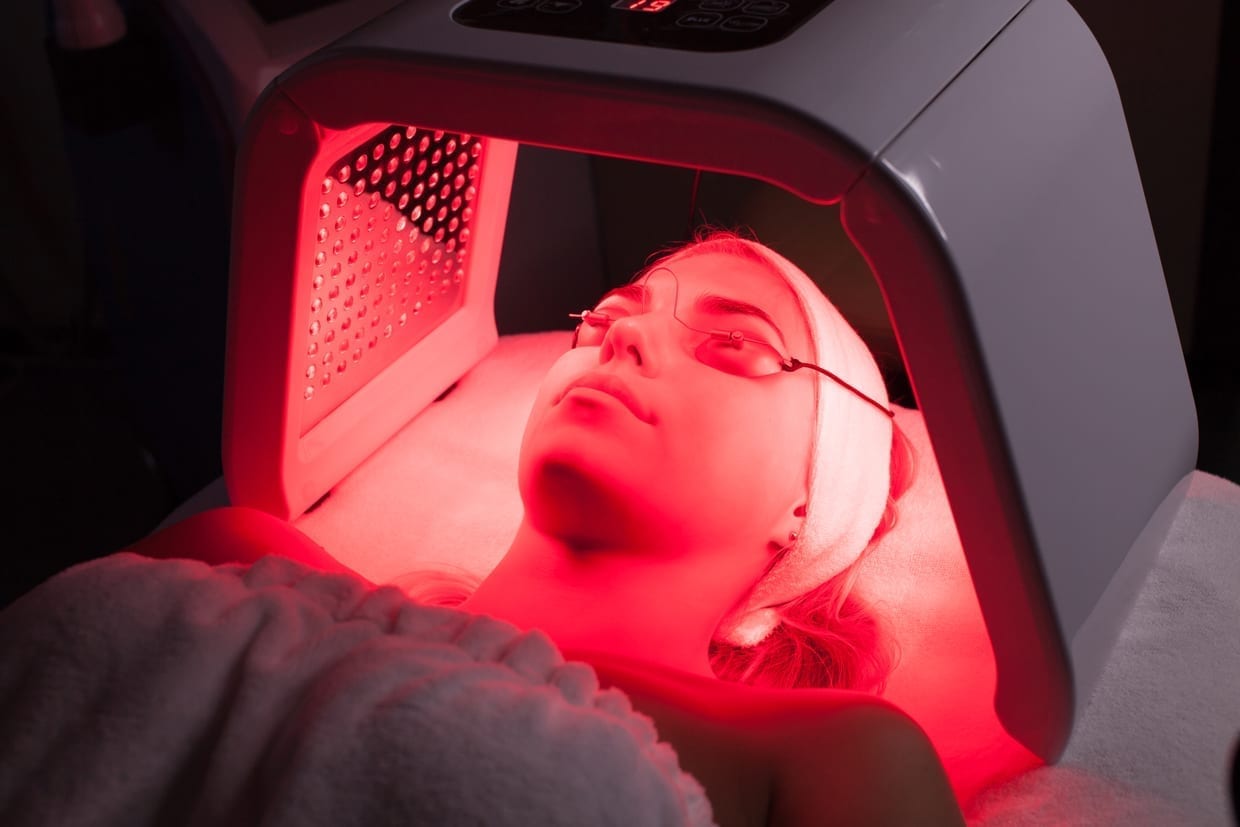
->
[757,693,965,827]
[572,651,963,827]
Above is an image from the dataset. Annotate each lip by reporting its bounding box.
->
[557,373,655,424]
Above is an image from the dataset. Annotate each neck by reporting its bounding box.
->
[463,519,733,678]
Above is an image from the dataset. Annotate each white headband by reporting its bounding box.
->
[701,241,894,646]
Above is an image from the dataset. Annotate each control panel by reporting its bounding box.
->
[452,0,833,51]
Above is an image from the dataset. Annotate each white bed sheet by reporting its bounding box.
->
[272,331,1239,823]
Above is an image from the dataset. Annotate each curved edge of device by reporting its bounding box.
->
[223,86,518,520]
[274,49,867,205]
[842,165,1075,760]
[846,0,1198,760]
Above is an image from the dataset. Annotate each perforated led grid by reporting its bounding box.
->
[302,125,483,433]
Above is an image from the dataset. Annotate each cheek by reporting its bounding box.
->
[763,382,817,497]
[520,349,596,432]
[674,379,814,506]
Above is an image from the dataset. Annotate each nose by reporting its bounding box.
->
[599,313,663,376]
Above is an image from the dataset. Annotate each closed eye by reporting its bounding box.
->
[693,294,788,352]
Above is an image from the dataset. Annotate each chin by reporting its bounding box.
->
[518,441,668,549]
[520,440,628,506]
[520,397,645,483]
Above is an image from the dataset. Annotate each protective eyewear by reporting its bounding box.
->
[569,267,893,418]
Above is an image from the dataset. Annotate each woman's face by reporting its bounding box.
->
[517,251,817,567]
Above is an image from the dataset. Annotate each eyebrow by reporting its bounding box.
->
[592,286,649,308]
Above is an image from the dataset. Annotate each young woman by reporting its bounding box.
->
[437,231,961,825]
[461,231,907,688]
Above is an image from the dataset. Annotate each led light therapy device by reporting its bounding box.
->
[224,0,1197,762]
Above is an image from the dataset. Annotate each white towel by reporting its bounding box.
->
[0,553,715,827]
[966,471,1240,825]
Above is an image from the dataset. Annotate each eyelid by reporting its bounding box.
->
[696,320,783,353]
[698,317,784,351]
[729,320,778,340]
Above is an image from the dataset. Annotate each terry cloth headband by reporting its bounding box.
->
[694,241,894,647]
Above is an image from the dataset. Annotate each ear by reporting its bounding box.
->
[768,501,808,553]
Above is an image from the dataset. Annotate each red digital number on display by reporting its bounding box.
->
[612,0,676,12]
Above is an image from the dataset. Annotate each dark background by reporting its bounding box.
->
[1,0,1236,608]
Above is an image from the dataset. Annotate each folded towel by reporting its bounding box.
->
[0,553,715,827]
[966,471,1240,825]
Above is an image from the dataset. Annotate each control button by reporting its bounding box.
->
[720,13,766,30]
[677,11,722,26]
[536,0,580,12]
[742,0,787,13]
[498,0,538,7]
[698,0,742,10]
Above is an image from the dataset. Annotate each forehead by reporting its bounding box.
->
[645,251,813,354]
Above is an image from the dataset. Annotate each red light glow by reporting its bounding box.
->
[272,329,1028,809]
[224,106,517,520]
[222,87,1045,806]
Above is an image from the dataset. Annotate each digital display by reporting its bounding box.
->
[611,0,677,12]
[454,0,832,51]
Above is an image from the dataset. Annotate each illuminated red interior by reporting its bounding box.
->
[224,112,516,519]
[300,126,483,433]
